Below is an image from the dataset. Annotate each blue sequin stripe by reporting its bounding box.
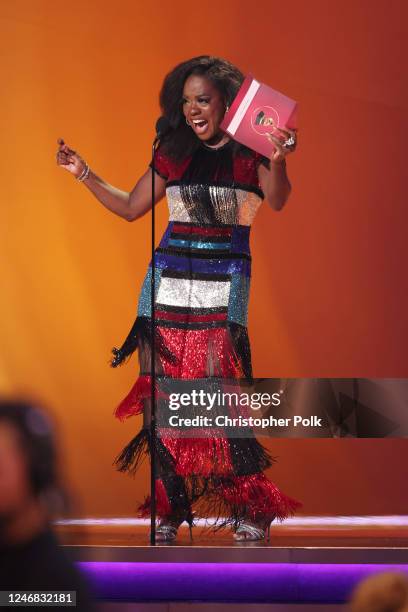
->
[137,267,163,318]
[231,226,251,254]
[228,273,250,326]
[168,238,231,250]
[154,252,251,277]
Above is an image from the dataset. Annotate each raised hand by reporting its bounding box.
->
[266,127,298,164]
[55,138,87,179]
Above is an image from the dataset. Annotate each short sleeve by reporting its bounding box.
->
[149,146,169,180]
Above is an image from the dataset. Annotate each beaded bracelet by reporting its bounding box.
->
[77,164,90,182]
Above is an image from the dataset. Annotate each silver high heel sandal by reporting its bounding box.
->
[154,523,194,542]
[156,524,178,542]
[154,513,194,543]
[233,521,272,542]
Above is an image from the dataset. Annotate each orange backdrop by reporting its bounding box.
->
[1,0,407,517]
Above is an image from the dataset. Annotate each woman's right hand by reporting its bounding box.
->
[56,138,87,179]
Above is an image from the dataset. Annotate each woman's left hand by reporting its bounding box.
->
[267,127,298,164]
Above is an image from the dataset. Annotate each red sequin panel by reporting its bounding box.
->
[163,437,233,477]
[233,152,262,187]
[158,327,243,379]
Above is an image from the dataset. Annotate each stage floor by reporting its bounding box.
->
[57,516,408,564]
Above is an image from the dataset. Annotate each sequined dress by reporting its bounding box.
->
[110,139,301,528]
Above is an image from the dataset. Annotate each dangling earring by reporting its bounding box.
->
[186,117,191,126]
[225,105,230,113]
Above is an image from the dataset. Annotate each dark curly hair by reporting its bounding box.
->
[0,398,70,514]
[158,55,245,162]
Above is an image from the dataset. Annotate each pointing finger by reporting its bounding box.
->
[62,145,76,155]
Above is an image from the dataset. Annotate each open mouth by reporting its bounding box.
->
[191,119,209,135]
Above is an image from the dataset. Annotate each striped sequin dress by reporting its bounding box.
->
[110,139,301,528]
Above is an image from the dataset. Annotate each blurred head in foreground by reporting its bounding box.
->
[0,398,66,545]
[0,398,94,608]
[350,571,408,612]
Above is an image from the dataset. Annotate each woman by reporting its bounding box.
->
[56,55,301,541]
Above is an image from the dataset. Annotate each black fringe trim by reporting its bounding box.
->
[160,472,193,522]
[110,316,178,368]
[228,438,276,475]
[181,440,276,531]
[192,478,243,531]
[113,429,150,474]
[113,428,176,476]
[180,475,245,531]
[228,322,253,385]
[114,430,278,530]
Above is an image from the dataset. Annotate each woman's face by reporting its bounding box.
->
[182,74,227,143]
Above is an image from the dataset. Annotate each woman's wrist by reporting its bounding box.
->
[269,157,286,168]
[76,163,90,182]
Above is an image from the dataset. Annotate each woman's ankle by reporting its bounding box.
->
[249,512,277,530]
[159,508,193,529]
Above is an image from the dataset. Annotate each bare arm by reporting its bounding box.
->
[82,167,166,222]
[258,160,291,212]
[56,139,166,221]
[257,127,298,211]
[127,167,167,221]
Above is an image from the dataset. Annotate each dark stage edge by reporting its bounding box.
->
[68,545,408,564]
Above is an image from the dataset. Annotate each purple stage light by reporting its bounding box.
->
[78,562,408,603]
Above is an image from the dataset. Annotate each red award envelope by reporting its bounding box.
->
[220,74,298,158]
